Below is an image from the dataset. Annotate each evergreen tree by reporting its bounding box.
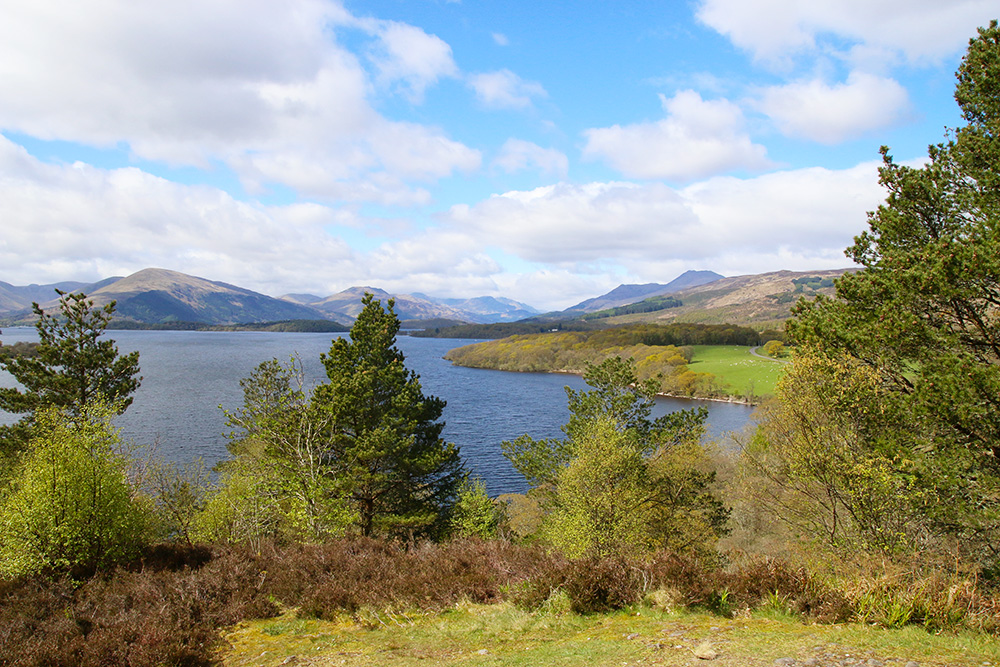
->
[787,22,1000,563]
[313,293,463,538]
[0,291,141,458]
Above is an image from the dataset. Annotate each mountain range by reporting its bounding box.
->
[563,270,723,313]
[0,266,850,329]
[0,268,542,326]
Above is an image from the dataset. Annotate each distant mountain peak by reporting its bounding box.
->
[567,270,723,313]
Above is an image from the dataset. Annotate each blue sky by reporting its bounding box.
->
[0,1,996,310]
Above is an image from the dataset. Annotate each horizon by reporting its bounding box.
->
[1,265,855,313]
[0,2,994,311]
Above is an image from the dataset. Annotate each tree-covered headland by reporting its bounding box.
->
[445,322,776,399]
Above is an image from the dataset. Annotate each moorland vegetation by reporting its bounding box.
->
[2,21,1000,667]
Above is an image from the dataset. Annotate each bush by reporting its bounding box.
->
[450,477,504,539]
[0,406,153,578]
[563,557,641,613]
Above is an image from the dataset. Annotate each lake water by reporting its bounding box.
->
[0,328,754,495]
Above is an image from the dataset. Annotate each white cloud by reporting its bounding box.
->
[468,69,547,109]
[680,161,885,260]
[0,1,476,201]
[0,135,357,295]
[493,139,569,177]
[0,131,892,311]
[443,162,884,276]
[696,0,997,65]
[365,20,459,101]
[582,90,772,181]
[492,32,510,46]
[756,72,912,144]
[446,182,698,264]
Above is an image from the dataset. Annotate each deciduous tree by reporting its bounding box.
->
[198,357,353,545]
[0,405,152,578]
[503,356,728,559]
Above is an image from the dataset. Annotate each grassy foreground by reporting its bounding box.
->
[222,602,999,667]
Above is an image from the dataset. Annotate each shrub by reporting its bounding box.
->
[0,406,153,578]
[563,557,642,613]
[450,477,504,539]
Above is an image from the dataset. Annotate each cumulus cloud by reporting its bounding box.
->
[364,19,459,101]
[696,0,996,65]
[468,69,547,109]
[443,162,883,278]
[582,90,772,181]
[446,182,699,264]
[0,129,892,310]
[756,72,912,144]
[0,135,358,295]
[493,139,569,177]
[0,0,477,203]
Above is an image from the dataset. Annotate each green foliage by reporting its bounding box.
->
[0,406,152,578]
[503,357,729,559]
[543,417,657,558]
[0,340,39,360]
[199,357,354,546]
[410,319,602,339]
[202,297,464,543]
[786,22,1000,566]
[313,294,464,539]
[146,458,211,547]
[447,326,723,398]
[450,477,504,539]
[762,340,787,358]
[741,355,931,556]
[0,291,141,456]
[791,276,835,289]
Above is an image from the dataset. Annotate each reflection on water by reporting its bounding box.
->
[0,328,754,495]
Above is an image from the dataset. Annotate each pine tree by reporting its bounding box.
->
[787,22,1000,562]
[313,293,463,538]
[0,291,141,458]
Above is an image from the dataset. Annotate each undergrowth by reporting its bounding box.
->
[0,540,995,667]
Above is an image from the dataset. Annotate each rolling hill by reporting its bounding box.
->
[590,268,852,329]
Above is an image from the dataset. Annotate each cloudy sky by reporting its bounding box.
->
[0,1,995,310]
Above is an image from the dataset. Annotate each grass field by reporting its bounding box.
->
[688,345,788,399]
[222,602,999,667]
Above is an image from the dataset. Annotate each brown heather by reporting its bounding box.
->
[0,540,994,667]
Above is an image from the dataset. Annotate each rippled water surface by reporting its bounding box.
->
[0,329,754,495]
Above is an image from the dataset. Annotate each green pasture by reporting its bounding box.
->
[688,345,788,399]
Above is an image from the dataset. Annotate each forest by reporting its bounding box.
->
[1,22,1000,667]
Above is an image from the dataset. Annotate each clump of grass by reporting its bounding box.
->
[843,564,1000,634]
